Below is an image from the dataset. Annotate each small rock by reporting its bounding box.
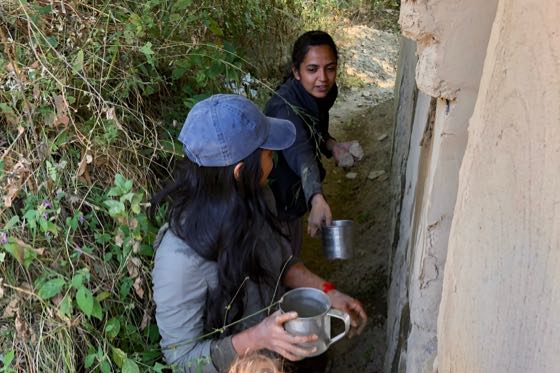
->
[338,153,354,168]
[345,172,358,180]
[368,170,386,180]
[377,134,388,141]
[349,142,364,160]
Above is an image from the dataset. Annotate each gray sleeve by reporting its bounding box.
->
[210,338,237,372]
[153,242,237,372]
[274,104,323,205]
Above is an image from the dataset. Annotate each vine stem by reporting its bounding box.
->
[222,275,250,329]
[163,251,295,351]
[162,300,281,351]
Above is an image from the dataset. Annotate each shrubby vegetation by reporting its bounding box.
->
[0,0,397,371]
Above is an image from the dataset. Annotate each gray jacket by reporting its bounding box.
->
[152,210,295,372]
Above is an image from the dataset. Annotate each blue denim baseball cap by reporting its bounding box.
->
[178,94,296,167]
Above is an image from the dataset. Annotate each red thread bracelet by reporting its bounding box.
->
[322,281,336,293]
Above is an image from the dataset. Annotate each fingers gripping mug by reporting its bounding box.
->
[279,288,351,357]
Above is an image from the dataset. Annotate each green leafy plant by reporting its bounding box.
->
[0,0,398,371]
[0,350,16,373]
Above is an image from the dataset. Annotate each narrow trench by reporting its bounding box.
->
[300,97,395,372]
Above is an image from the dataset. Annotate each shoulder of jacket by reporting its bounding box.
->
[156,229,207,266]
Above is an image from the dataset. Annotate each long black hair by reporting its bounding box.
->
[282,30,339,82]
[150,149,283,333]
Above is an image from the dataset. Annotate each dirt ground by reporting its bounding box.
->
[298,24,398,373]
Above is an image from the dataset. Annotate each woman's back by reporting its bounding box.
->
[153,187,295,371]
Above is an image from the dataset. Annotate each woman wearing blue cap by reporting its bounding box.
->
[265,31,357,256]
[150,95,367,372]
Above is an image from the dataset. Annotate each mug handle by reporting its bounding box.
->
[326,308,351,347]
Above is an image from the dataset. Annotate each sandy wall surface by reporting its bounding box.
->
[437,0,560,371]
[399,0,498,100]
[386,0,498,371]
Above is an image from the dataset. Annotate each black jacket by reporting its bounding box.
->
[264,78,338,220]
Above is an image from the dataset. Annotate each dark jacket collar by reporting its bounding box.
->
[279,78,338,117]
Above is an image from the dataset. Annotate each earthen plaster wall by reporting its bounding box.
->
[437,0,560,371]
[386,0,498,371]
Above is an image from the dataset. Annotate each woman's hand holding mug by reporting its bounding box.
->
[328,289,368,338]
[253,310,318,361]
[308,194,332,237]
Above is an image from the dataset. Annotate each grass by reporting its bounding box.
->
[0,0,399,371]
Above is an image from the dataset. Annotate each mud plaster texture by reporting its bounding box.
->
[437,0,560,371]
[297,24,399,372]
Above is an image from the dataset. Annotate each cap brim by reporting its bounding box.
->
[261,117,296,151]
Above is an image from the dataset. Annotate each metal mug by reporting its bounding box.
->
[321,220,353,259]
[279,287,351,357]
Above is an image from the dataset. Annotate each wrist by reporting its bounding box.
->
[232,325,262,355]
[311,193,325,207]
[250,323,266,351]
[322,281,336,294]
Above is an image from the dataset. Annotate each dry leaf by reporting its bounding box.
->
[140,309,151,330]
[129,218,138,230]
[51,293,63,306]
[106,107,115,120]
[76,151,92,177]
[55,114,70,127]
[115,230,124,248]
[33,86,41,101]
[133,277,144,299]
[93,154,108,167]
[22,102,34,117]
[106,107,123,130]
[7,157,30,172]
[5,114,19,126]
[7,238,32,265]
[2,158,31,207]
[76,159,87,177]
[15,310,30,341]
[126,257,141,278]
[54,95,67,115]
[3,297,18,318]
[3,184,20,208]
[0,278,4,299]
[33,247,45,256]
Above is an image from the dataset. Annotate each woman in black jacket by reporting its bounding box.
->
[265,30,355,256]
